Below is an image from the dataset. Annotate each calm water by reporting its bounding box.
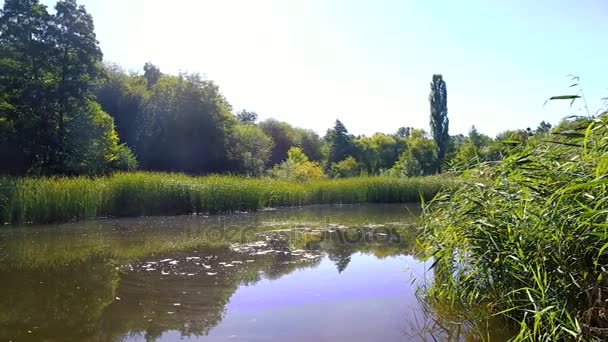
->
[0,204,508,341]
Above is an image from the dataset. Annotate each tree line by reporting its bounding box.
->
[0,0,552,179]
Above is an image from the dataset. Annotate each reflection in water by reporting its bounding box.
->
[0,204,510,341]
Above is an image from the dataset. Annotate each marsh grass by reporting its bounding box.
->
[420,114,608,341]
[0,173,449,225]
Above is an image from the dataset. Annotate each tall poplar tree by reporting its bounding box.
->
[429,74,449,172]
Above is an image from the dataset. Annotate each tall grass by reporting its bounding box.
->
[0,173,450,225]
[420,114,608,341]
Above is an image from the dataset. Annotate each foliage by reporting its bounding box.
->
[420,112,608,341]
[325,119,356,166]
[0,0,128,175]
[0,0,551,184]
[235,109,258,124]
[229,123,273,175]
[270,147,325,181]
[143,62,161,88]
[355,133,405,174]
[429,74,449,172]
[389,129,438,176]
[536,120,553,134]
[136,73,235,173]
[396,126,412,138]
[449,141,478,169]
[257,119,324,167]
[95,63,148,148]
[63,101,137,174]
[330,156,360,178]
[295,128,324,162]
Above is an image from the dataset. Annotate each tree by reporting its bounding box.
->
[445,133,466,164]
[355,133,404,174]
[326,119,355,166]
[0,0,133,175]
[330,156,360,178]
[137,73,236,173]
[235,110,258,124]
[429,74,449,172]
[450,142,478,169]
[0,0,54,173]
[64,101,137,174]
[95,63,148,149]
[143,62,161,89]
[468,125,490,150]
[259,119,297,167]
[389,129,438,176]
[229,123,273,175]
[293,128,324,162]
[270,147,325,182]
[49,0,104,169]
[536,120,552,134]
[396,127,412,138]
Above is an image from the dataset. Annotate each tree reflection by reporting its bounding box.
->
[0,218,417,341]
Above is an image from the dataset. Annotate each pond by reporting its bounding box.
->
[0,204,509,341]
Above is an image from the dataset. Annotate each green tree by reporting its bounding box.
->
[450,142,478,169]
[259,119,298,166]
[64,101,137,174]
[445,133,466,164]
[143,62,161,89]
[0,0,131,175]
[467,125,492,150]
[325,119,355,166]
[270,147,325,181]
[355,133,404,174]
[429,74,449,172]
[396,127,412,138]
[257,120,324,166]
[137,73,235,173]
[330,156,360,178]
[0,0,54,173]
[95,63,148,149]
[235,110,258,124]
[229,123,273,175]
[293,128,324,162]
[389,129,438,176]
[536,120,552,134]
[49,0,104,170]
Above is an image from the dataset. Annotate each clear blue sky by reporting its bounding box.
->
[37,0,608,136]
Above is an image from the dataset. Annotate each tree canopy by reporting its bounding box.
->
[0,0,550,178]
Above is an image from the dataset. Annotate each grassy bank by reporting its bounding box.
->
[0,173,450,225]
[420,115,608,341]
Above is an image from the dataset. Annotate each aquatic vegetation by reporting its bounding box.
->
[420,114,608,341]
[0,173,450,225]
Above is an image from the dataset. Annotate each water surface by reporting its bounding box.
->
[0,204,508,341]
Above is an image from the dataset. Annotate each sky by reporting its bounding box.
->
[36,0,608,137]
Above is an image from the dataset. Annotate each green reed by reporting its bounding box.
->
[420,114,608,341]
[0,173,449,225]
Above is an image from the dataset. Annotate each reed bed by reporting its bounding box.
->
[0,173,450,225]
[420,115,608,341]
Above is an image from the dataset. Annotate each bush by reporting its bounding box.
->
[330,156,360,178]
[65,101,138,174]
[270,147,326,181]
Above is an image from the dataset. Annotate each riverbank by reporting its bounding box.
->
[0,172,451,225]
